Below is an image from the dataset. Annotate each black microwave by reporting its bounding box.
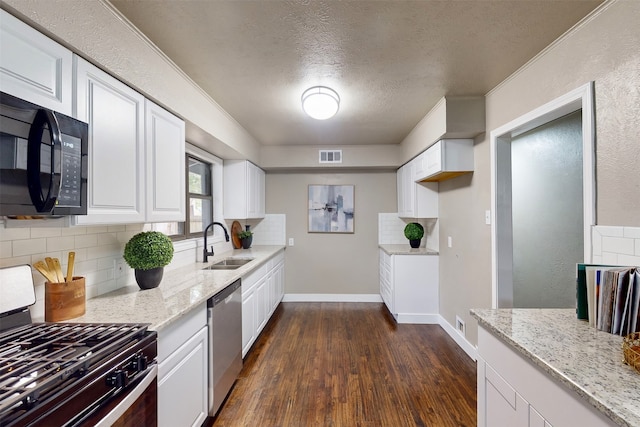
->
[0,92,88,216]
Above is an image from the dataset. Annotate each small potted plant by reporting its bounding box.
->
[238,228,253,249]
[404,222,424,249]
[123,231,174,289]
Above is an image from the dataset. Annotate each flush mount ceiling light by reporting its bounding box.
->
[301,86,340,120]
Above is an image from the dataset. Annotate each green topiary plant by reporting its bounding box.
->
[123,231,174,271]
[404,222,424,240]
[238,230,253,239]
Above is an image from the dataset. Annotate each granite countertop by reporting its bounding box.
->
[379,244,439,255]
[71,245,285,332]
[471,308,640,427]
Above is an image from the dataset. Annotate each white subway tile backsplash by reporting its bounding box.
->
[592,225,640,267]
[46,236,75,252]
[74,234,98,248]
[0,228,30,241]
[618,254,640,266]
[595,226,624,238]
[30,227,62,238]
[602,236,635,256]
[12,238,46,256]
[251,214,286,245]
[0,255,31,268]
[0,241,12,258]
[97,233,119,246]
[377,213,439,250]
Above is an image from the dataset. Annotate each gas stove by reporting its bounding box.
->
[0,265,158,427]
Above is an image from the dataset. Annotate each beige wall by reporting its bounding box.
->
[438,0,640,345]
[267,171,396,295]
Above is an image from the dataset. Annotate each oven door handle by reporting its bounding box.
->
[62,364,157,427]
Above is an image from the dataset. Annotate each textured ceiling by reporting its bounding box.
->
[109,0,603,147]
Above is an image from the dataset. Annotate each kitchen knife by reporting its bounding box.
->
[52,258,64,283]
[66,252,75,282]
[34,261,57,283]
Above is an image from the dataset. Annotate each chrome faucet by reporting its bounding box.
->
[203,221,230,263]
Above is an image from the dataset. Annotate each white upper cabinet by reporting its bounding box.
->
[417,139,474,182]
[397,159,438,219]
[224,160,265,219]
[74,58,185,225]
[74,57,146,225]
[0,10,73,115]
[145,100,185,222]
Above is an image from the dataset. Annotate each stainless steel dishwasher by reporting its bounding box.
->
[208,278,243,416]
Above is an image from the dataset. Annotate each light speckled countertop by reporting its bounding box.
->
[471,308,640,427]
[71,246,285,332]
[379,244,438,255]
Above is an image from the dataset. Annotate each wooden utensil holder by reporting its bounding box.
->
[45,276,86,322]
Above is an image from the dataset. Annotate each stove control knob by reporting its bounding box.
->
[106,370,127,388]
[130,354,148,372]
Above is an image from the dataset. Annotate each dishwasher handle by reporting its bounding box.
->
[209,279,241,307]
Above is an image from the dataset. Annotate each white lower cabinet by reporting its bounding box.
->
[477,326,616,427]
[379,249,438,323]
[241,251,285,357]
[157,303,208,427]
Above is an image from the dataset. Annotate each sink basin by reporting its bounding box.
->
[202,257,254,270]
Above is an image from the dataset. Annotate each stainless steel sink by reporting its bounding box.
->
[202,257,254,270]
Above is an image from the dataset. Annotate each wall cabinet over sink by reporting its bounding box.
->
[224,160,265,220]
[74,58,185,225]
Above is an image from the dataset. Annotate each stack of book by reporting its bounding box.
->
[576,264,640,335]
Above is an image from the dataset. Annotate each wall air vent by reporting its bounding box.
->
[319,150,342,164]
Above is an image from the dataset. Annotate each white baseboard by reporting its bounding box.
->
[395,313,440,324]
[438,315,477,361]
[282,293,383,303]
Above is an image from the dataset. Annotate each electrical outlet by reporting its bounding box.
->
[447,236,452,248]
[485,210,491,225]
[114,259,125,278]
[288,238,294,246]
[456,316,466,337]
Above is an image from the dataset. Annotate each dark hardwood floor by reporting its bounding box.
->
[209,302,476,427]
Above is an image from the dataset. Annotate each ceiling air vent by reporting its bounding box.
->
[319,150,342,164]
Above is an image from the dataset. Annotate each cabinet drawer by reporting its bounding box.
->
[157,303,206,363]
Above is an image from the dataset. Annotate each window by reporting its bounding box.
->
[148,145,223,241]
[186,156,212,236]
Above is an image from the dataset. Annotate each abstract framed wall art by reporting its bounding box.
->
[308,185,354,233]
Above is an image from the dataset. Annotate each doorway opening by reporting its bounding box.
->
[490,83,596,308]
